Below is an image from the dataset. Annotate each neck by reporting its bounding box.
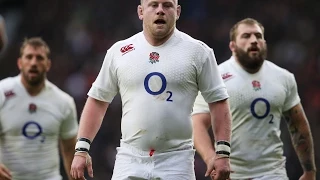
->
[20,76,45,96]
[233,55,262,74]
[143,27,175,46]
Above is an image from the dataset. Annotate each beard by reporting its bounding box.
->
[234,44,267,71]
[22,70,46,87]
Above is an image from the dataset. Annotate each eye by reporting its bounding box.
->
[25,54,33,60]
[255,33,263,39]
[149,2,158,8]
[36,55,45,61]
[163,2,173,8]
[241,33,250,39]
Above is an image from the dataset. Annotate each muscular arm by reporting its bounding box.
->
[283,103,316,173]
[77,97,109,141]
[192,99,232,164]
[60,136,77,180]
[70,97,109,179]
[209,99,232,144]
[0,16,7,51]
[193,98,232,177]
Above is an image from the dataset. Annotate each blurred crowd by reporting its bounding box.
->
[0,0,319,179]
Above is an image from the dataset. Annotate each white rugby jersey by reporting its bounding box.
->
[88,29,228,152]
[0,75,78,180]
[193,56,300,179]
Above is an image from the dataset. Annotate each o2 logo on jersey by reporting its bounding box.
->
[22,121,45,143]
[144,72,173,102]
[250,98,274,124]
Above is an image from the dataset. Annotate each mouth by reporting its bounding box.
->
[248,47,260,53]
[28,69,39,76]
[154,19,166,25]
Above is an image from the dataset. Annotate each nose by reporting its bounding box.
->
[156,4,165,15]
[249,35,258,44]
[30,56,38,65]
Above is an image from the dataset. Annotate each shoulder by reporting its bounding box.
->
[0,77,17,106]
[46,81,75,108]
[264,60,294,78]
[0,76,19,90]
[107,32,142,56]
[174,30,213,54]
[263,60,298,88]
[218,58,233,72]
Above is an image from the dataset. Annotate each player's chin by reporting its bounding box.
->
[27,74,40,80]
[27,76,43,86]
[153,28,171,37]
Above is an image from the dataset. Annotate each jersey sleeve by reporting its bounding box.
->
[60,98,78,139]
[197,49,229,103]
[192,91,210,115]
[0,88,4,109]
[0,87,4,133]
[87,49,118,103]
[283,73,301,112]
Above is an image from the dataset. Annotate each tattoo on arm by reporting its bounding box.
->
[284,104,316,172]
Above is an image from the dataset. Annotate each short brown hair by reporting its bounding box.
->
[229,18,265,41]
[20,37,50,58]
[140,0,178,5]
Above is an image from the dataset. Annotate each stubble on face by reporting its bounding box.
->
[19,45,49,87]
[140,0,179,45]
[234,43,267,71]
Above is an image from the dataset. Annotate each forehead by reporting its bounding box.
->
[22,45,47,56]
[143,0,177,4]
[236,23,263,36]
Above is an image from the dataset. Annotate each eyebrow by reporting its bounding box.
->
[240,32,263,36]
[24,53,46,58]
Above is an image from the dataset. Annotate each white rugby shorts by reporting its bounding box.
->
[111,142,196,180]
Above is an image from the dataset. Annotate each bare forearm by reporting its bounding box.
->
[209,99,232,142]
[78,97,109,141]
[285,104,316,172]
[287,119,315,171]
[60,137,77,180]
[63,154,75,180]
[0,16,7,51]
[192,113,216,164]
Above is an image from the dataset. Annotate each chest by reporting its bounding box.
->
[0,95,64,136]
[115,48,198,90]
[225,74,287,112]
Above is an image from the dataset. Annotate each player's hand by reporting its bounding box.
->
[70,152,93,180]
[299,171,316,180]
[0,163,12,180]
[211,157,231,180]
[204,155,216,178]
[204,155,232,180]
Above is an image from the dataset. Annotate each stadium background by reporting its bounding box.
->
[0,0,319,179]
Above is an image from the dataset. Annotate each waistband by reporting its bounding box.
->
[119,142,193,157]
